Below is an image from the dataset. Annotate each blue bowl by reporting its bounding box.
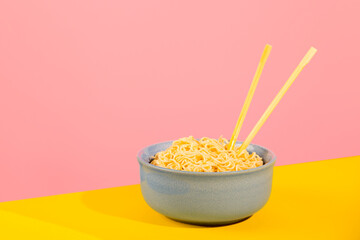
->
[137,141,276,226]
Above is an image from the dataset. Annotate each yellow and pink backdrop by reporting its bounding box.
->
[0,0,359,202]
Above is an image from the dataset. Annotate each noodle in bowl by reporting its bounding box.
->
[151,136,264,172]
[137,140,276,226]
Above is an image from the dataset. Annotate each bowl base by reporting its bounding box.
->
[168,215,252,227]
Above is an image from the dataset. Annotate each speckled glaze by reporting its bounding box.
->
[137,141,276,226]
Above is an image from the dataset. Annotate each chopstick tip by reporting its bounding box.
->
[310,46,318,53]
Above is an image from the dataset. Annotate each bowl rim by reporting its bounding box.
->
[137,140,277,176]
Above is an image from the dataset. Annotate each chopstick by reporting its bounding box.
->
[238,47,317,153]
[227,44,272,150]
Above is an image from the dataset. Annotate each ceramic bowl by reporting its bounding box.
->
[137,141,276,226]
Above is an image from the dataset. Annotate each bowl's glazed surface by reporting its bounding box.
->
[137,141,276,226]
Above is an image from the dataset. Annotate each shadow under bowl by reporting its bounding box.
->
[137,141,276,226]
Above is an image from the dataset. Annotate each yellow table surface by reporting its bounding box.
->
[1,156,359,240]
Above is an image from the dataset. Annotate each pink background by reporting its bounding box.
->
[1,0,359,202]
